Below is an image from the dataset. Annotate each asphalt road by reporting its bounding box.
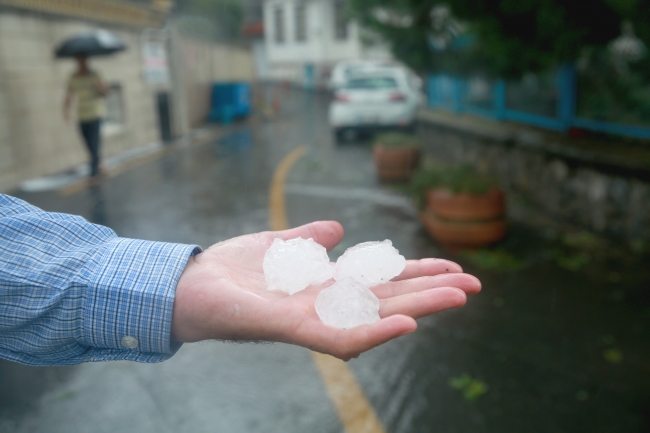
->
[2,89,649,433]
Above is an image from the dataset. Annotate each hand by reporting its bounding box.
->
[171,221,481,360]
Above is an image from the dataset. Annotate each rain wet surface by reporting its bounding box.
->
[2,89,649,433]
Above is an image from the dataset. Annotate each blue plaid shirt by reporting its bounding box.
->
[0,195,201,366]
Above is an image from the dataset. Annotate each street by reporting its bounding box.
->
[2,89,649,433]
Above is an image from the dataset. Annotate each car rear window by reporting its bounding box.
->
[345,76,398,89]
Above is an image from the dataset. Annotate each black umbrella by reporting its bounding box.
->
[55,29,126,58]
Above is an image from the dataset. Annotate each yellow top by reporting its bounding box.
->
[67,71,107,122]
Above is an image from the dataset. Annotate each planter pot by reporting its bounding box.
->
[373,145,420,182]
[426,188,505,221]
[419,210,507,247]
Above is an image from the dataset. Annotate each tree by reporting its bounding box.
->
[348,0,650,78]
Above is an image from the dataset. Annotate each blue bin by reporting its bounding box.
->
[208,82,251,123]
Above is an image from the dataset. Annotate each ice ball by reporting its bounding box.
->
[315,278,381,329]
[334,240,406,287]
[263,237,334,294]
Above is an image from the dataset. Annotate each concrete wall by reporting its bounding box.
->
[176,36,255,128]
[0,10,257,192]
[417,110,650,241]
[0,9,159,192]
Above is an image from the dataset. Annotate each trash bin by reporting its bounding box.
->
[156,91,173,143]
[208,82,251,124]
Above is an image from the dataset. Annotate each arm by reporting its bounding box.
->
[1,195,480,365]
[0,195,200,366]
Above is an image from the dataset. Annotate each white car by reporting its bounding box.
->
[328,67,424,142]
[328,60,424,92]
[328,60,392,90]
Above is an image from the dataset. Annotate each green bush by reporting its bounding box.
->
[410,164,497,208]
[374,132,419,148]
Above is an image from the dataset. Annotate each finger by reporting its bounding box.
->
[392,258,463,281]
[277,221,344,251]
[379,287,467,319]
[372,273,481,298]
[323,315,417,359]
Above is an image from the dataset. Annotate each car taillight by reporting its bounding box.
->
[335,93,350,102]
[389,92,407,102]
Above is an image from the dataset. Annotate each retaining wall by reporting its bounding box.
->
[417,109,650,241]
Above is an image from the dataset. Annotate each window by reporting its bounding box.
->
[295,2,307,42]
[333,0,348,40]
[105,84,124,124]
[274,6,285,44]
[103,83,125,135]
[344,76,398,90]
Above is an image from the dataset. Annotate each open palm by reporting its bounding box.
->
[171,221,481,360]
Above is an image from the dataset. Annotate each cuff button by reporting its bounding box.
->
[121,336,139,349]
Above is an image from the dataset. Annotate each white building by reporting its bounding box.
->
[262,0,391,87]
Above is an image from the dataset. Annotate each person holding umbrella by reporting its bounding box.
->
[57,30,126,180]
[63,55,110,179]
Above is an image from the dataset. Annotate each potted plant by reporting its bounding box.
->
[411,164,506,247]
[372,132,420,182]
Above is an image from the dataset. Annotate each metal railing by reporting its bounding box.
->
[428,65,650,140]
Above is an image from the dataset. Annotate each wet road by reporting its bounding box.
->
[2,89,650,433]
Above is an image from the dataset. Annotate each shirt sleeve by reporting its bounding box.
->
[0,194,202,366]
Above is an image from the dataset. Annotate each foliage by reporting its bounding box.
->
[461,249,527,272]
[544,230,601,271]
[603,348,624,364]
[550,250,591,271]
[174,0,244,42]
[410,164,497,207]
[374,132,419,148]
[348,0,650,78]
[562,231,601,250]
[448,374,489,401]
[577,49,650,126]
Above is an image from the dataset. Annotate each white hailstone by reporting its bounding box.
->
[263,237,334,294]
[315,278,380,329]
[334,240,406,287]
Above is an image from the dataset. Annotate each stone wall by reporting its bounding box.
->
[0,9,160,192]
[417,110,650,241]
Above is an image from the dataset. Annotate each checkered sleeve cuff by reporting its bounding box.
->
[80,238,201,363]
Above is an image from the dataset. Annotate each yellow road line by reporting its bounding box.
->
[311,353,387,433]
[268,146,307,231]
[269,147,387,433]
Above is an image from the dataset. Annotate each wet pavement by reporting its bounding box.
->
[2,89,650,433]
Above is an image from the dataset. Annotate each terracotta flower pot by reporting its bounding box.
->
[426,188,505,221]
[419,210,507,247]
[373,145,420,182]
